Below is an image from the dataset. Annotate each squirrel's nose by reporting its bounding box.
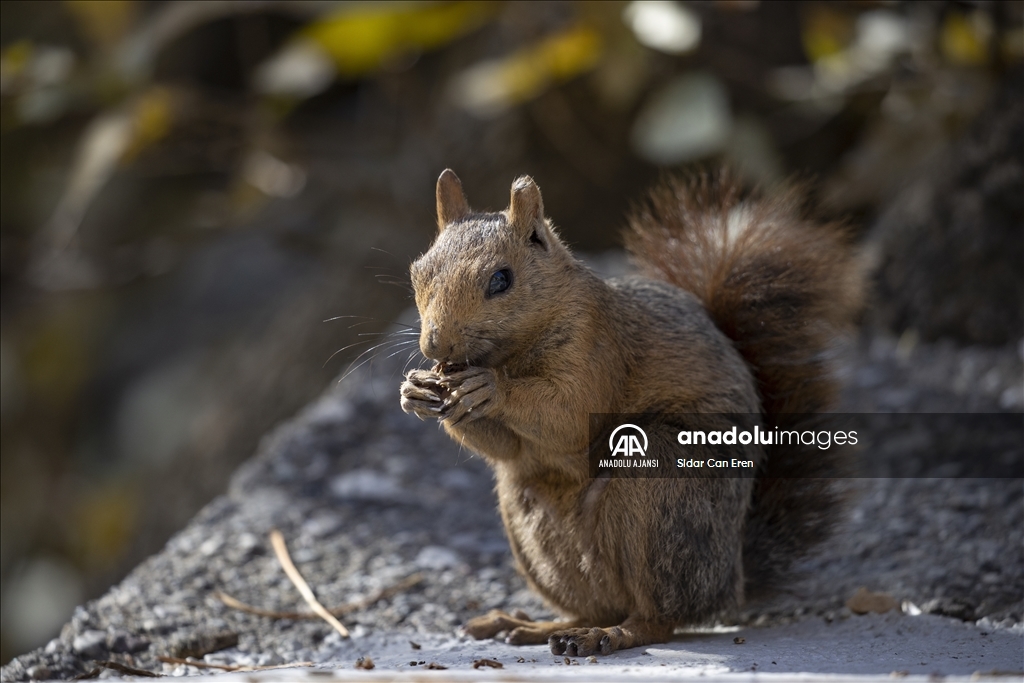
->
[421,320,444,360]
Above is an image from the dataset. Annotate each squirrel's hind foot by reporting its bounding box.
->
[463,610,673,655]
[548,617,674,656]
[463,609,584,646]
[462,608,533,640]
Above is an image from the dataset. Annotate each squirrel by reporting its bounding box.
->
[399,168,862,656]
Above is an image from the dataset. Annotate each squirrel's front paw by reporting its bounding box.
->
[400,369,445,420]
[438,366,498,426]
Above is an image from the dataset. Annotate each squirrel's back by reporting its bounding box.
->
[625,171,863,595]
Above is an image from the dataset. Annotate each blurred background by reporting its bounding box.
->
[1,0,1021,664]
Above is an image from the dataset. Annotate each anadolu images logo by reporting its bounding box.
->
[609,424,648,457]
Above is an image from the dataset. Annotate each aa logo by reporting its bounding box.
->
[609,424,648,457]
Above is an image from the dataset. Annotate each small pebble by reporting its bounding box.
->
[72,630,108,659]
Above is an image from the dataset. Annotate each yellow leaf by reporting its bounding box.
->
[941,12,989,66]
[2,40,33,74]
[451,24,603,117]
[403,1,493,49]
[539,24,603,80]
[122,86,173,162]
[801,5,854,63]
[64,0,138,50]
[304,1,494,77]
[0,40,33,99]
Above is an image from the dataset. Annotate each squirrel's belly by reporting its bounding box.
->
[497,479,634,623]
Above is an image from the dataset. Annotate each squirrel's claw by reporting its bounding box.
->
[400,366,498,425]
[442,397,491,427]
[400,370,447,420]
[549,627,617,657]
[405,368,442,388]
[400,395,440,420]
[435,366,498,427]
[402,385,442,402]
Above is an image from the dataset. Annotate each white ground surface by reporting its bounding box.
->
[159,611,1022,682]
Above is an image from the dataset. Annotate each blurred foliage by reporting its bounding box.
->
[802,5,855,62]
[1,0,1021,665]
[449,23,602,116]
[306,2,494,75]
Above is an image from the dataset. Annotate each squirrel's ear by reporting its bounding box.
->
[436,169,470,231]
[509,175,550,248]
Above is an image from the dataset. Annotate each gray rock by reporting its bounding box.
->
[140,619,174,635]
[71,630,108,659]
[24,666,50,681]
[107,631,149,654]
[922,597,977,622]
[415,546,461,570]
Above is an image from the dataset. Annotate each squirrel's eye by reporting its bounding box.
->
[487,269,512,297]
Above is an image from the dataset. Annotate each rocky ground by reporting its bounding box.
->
[1,324,1021,681]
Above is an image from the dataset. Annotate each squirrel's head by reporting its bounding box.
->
[410,169,576,368]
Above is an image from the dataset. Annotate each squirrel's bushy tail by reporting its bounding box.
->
[625,171,863,595]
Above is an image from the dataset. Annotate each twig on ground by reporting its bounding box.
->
[216,572,423,619]
[99,660,163,677]
[73,661,163,679]
[215,592,307,620]
[156,655,312,672]
[269,529,351,638]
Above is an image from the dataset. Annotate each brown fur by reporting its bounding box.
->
[625,171,863,593]
[400,169,862,655]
